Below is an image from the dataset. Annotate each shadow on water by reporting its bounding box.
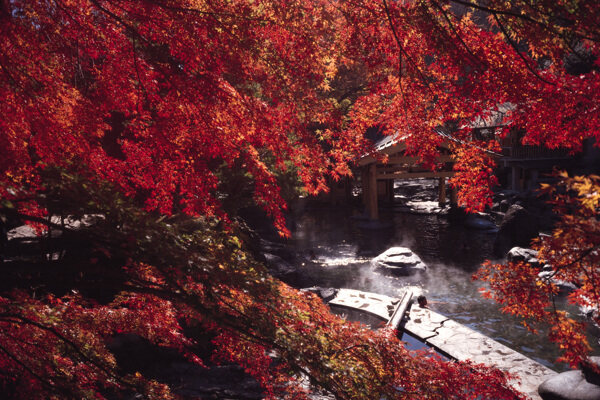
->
[285,192,598,372]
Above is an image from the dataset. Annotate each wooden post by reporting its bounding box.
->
[368,163,378,220]
[438,177,446,206]
[345,177,352,202]
[361,167,369,206]
[450,186,458,206]
[387,180,394,203]
[529,169,539,190]
[511,166,520,191]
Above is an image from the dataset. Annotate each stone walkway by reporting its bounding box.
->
[327,288,557,400]
[328,288,398,320]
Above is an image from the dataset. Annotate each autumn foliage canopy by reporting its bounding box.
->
[1,0,599,399]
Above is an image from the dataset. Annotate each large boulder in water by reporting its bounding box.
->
[493,205,539,257]
[506,247,540,267]
[263,253,298,280]
[538,370,600,400]
[372,247,426,275]
[582,356,600,386]
[505,247,577,295]
[538,270,578,296]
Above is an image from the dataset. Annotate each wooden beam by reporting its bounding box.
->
[360,154,455,167]
[358,143,407,166]
[386,155,454,164]
[377,165,450,174]
[368,164,378,220]
[377,166,423,174]
[376,171,456,180]
[358,155,383,166]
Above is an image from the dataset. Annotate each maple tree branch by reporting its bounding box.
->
[146,0,271,22]
[0,50,47,105]
[119,281,279,351]
[52,1,88,34]
[2,315,117,374]
[88,0,150,45]
[429,0,487,68]
[0,342,59,393]
[1,313,175,395]
[449,0,599,42]
[450,0,541,25]
[131,36,149,113]
[378,3,505,165]
[492,14,556,86]
[380,0,502,161]
[212,317,348,396]
[199,288,354,397]
[380,1,449,112]
[328,343,371,358]
[0,208,70,233]
[0,329,44,348]
[0,59,18,87]
[337,85,367,102]
[566,245,600,292]
[541,243,600,275]
[381,0,403,78]
[0,0,9,19]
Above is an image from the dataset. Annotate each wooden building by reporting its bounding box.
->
[469,105,571,192]
[356,127,571,220]
[498,134,570,191]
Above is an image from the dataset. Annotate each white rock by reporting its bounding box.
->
[372,247,427,275]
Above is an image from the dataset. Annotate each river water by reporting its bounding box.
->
[281,179,598,372]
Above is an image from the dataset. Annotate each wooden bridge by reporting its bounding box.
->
[358,136,457,220]
[327,288,557,400]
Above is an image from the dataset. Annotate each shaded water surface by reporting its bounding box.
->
[284,183,598,371]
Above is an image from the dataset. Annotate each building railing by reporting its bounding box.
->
[501,145,569,159]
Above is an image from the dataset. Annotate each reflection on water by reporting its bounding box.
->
[286,201,598,372]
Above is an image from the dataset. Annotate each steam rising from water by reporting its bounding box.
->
[284,179,600,370]
[288,203,577,370]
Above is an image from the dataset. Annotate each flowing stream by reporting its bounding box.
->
[279,179,599,372]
